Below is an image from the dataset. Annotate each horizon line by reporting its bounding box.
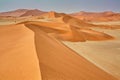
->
[0,8,120,14]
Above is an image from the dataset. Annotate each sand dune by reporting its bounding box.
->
[0,23,118,80]
[27,25,117,80]
[42,12,120,29]
[0,10,119,80]
[0,9,45,17]
[0,24,41,80]
[70,11,120,22]
[20,9,45,17]
[0,9,28,17]
[63,29,120,79]
[22,20,114,42]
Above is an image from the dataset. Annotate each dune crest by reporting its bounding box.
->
[23,21,114,42]
[27,25,117,80]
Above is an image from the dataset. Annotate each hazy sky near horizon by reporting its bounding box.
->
[0,0,120,13]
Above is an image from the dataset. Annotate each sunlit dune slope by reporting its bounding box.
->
[0,24,42,80]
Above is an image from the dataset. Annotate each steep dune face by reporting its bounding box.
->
[0,24,42,80]
[71,11,120,22]
[26,25,117,80]
[56,27,86,42]
[62,14,94,27]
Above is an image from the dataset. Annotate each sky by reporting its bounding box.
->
[0,0,120,13]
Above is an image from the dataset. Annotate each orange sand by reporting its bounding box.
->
[0,11,119,80]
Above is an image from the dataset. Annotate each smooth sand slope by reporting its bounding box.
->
[0,24,41,80]
[63,27,120,79]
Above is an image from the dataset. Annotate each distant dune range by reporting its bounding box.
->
[0,9,120,80]
[0,9,120,22]
[0,9,46,17]
[70,11,120,22]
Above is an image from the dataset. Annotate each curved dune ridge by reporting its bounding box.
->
[22,18,114,42]
[40,11,120,29]
[0,11,119,80]
[0,24,117,80]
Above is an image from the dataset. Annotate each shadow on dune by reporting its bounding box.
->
[23,21,114,42]
[24,24,117,80]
